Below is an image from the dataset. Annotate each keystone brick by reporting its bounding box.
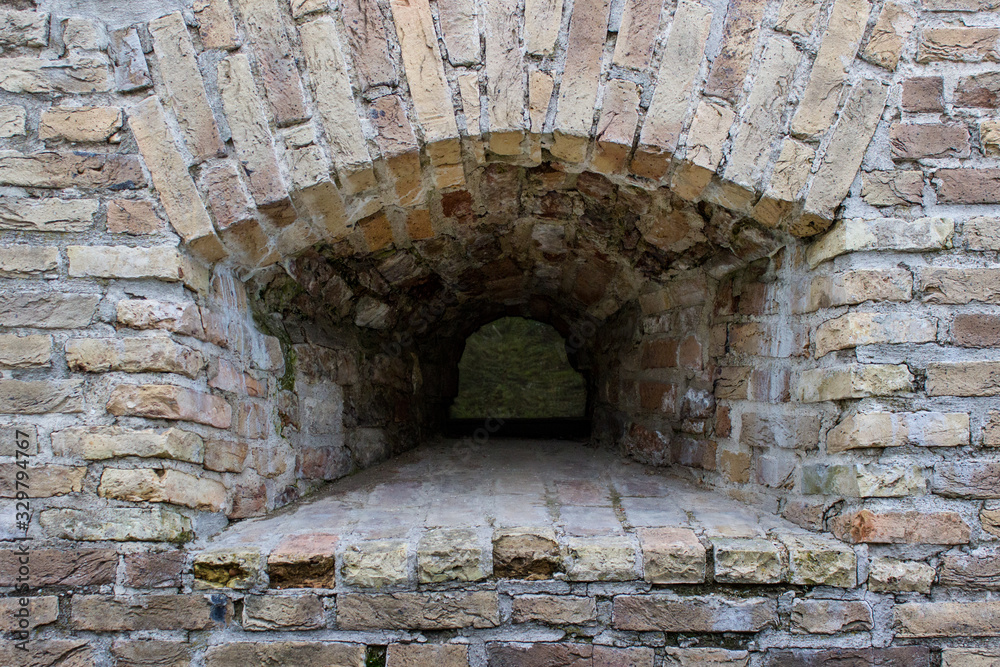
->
[814,312,937,356]
[934,462,1000,498]
[41,507,192,542]
[483,0,525,136]
[830,509,970,544]
[891,123,971,159]
[99,467,227,512]
[895,601,1000,637]
[337,591,500,629]
[0,333,51,368]
[790,0,870,139]
[71,594,231,631]
[242,595,325,630]
[268,533,339,588]
[828,412,968,451]
[128,96,224,261]
[638,527,706,584]
[927,362,1000,396]
[794,364,912,402]
[918,27,1000,63]
[791,599,871,634]
[0,379,83,414]
[242,0,309,125]
[919,268,1000,304]
[148,12,225,160]
[869,557,934,593]
[902,77,945,112]
[0,151,143,190]
[205,642,365,667]
[613,595,777,632]
[0,463,85,497]
[107,384,232,429]
[0,197,98,232]
[511,595,598,625]
[40,106,122,142]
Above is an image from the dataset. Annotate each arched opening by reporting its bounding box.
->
[447,317,589,439]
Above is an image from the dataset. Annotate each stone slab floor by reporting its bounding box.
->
[204,438,796,552]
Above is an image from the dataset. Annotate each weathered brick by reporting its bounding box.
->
[802,463,926,497]
[0,151,143,190]
[0,105,24,137]
[895,601,1000,637]
[0,462,85,497]
[814,312,937,356]
[268,533,338,588]
[613,595,776,632]
[775,0,820,37]
[891,123,971,159]
[712,537,784,584]
[128,96,224,261]
[116,299,204,337]
[809,269,913,310]
[206,642,365,667]
[936,168,1000,204]
[72,594,231,631]
[869,557,934,593]
[195,0,239,49]
[337,591,499,630]
[638,527,706,584]
[41,507,191,542]
[613,0,665,69]
[828,412,968,452]
[0,379,83,414]
[942,649,1000,667]
[511,595,598,625]
[487,643,591,667]
[830,509,970,544]
[107,199,164,235]
[934,462,1000,498]
[861,170,924,207]
[0,596,58,631]
[956,72,1000,107]
[563,536,636,581]
[902,77,945,112]
[240,0,309,125]
[0,640,94,667]
[861,3,913,70]
[790,0,870,139]
[794,364,912,402]
[740,413,820,450]
[124,551,186,588]
[111,639,192,667]
[0,197,98,232]
[148,13,225,160]
[387,644,468,667]
[107,384,232,428]
[0,548,116,587]
[987,412,1000,447]
[341,540,409,588]
[764,648,930,666]
[919,268,1000,304]
[68,245,207,291]
[780,534,856,587]
[524,0,562,55]
[99,467,227,512]
[194,549,264,589]
[242,595,325,630]
[40,105,122,142]
[939,547,1000,589]
[0,333,51,368]
[927,362,1000,396]
[963,218,999,250]
[217,54,289,208]
[0,10,48,47]
[0,54,110,94]
[705,0,766,101]
[791,599,871,634]
[918,27,1000,63]
[417,528,486,583]
[493,527,562,578]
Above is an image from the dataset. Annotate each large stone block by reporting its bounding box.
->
[712,537,784,584]
[66,336,205,378]
[242,595,325,630]
[869,557,934,593]
[268,533,339,588]
[563,536,637,581]
[205,642,365,667]
[0,151,143,190]
[791,599,872,634]
[827,412,968,451]
[53,426,204,462]
[99,467,227,512]
[794,364,912,402]
[0,379,83,414]
[341,540,409,588]
[107,384,232,429]
[807,217,953,268]
[638,527,706,584]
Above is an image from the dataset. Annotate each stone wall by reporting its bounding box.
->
[1,0,1000,662]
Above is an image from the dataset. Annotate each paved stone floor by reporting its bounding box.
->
[207,438,797,551]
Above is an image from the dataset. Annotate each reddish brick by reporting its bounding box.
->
[123,551,186,588]
[641,338,678,368]
[830,509,971,544]
[955,72,1000,107]
[936,168,1000,204]
[953,314,1000,347]
[902,77,944,112]
[891,123,971,159]
[0,548,116,587]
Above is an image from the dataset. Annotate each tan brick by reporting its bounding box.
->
[918,27,1000,63]
[613,595,776,632]
[791,599,871,634]
[206,642,364,667]
[740,413,819,450]
[194,0,239,49]
[0,379,83,414]
[953,313,1000,347]
[801,79,888,229]
[563,536,637,581]
[299,17,374,192]
[869,557,934,593]
[148,13,225,160]
[99,467,227,512]
[337,591,499,630]
[891,123,971,159]
[936,463,1000,499]
[831,509,970,544]
[757,139,815,225]
[861,3,913,70]
[957,72,1000,109]
[72,594,230,631]
[66,336,205,378]
[0,244,58,278]
[809,269,913,310]
[634,0,713,175]
[0,105,24,137]
[0,197,97,232]
[53,425,204,462]
[525,0,562,55]
[0,53,110,94]
[682,100,734,174]
[712,538,784,584]
[895,601,1000,637]
[591,80,639,176]
[828,412,969,452]
[861,170,923,207]
[0,10,48,47]
[117,299,204,337]
[217,54,289,208]
[942,649,1000,667]
[40,105,122,142]
[0,151,143,190]
[67,245,207,290]
[802,463,926,497]
[814,312,937,356]
[808,217,953,268]
[417,528,486,583]
[794,364,912,402]
[341,540,409,588]
[342,0,398,87]
[107,199,164,234]
[511,595,597,625]
[242,595,324,630]
[387,644,468,667]
[790,0,871,139]
[483,0,525,134]
[902,77,944,112]
[936,168,1000,204]
[613,0,665,69]
[780,533,857,587]
[241,0,308,125]
[0,463,85,498]
[41,507,192,542]
[107,384,232,428]
[437,0,478,65]
[0,596,58,632]
[128,96,224,261]
[919,268,1000,304]
[0,333,51,368]
[112,639,193,667]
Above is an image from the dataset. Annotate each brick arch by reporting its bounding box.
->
[127,0,896,270]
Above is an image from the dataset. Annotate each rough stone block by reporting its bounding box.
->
[802,463,926,498]
[268,533,339,588]
[807,217,953,268]
[828,412,968,451]
[0,151,143,190]
[41,507,191,542]
[107,384,232,429]
[205,642,365,667]
[815,312,937,356]
[638,527,706,584]
[0,379,83,414]
[417,528,486,583]
[387,644,468,667]
[0,333,51,368]
[831,509,970,544]
[341,540,409,588]
[511,595,598,625]
[791,599,872,634]
[934,462,1000,498]
[763,648,930,666]
[861,170,924,207]
[0,463,85,498]
[869,557,934,593]
[39,106,122,142]
[124,551,186,588]
[895,601,1000,637]
[918,27,1000,63]
[563,536,637,581]
[794,364,912,402]
[111,639,192,667]
[779,534,857,587]
[493,527,562,578]
[891,123,971,159]
[942,649,1000,667]
[66,336,205,378]
[242,595,325,630]
[927,362,1000,396]
[0,548,116,587]
[99,467,227,512]
[712,537,784,584]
